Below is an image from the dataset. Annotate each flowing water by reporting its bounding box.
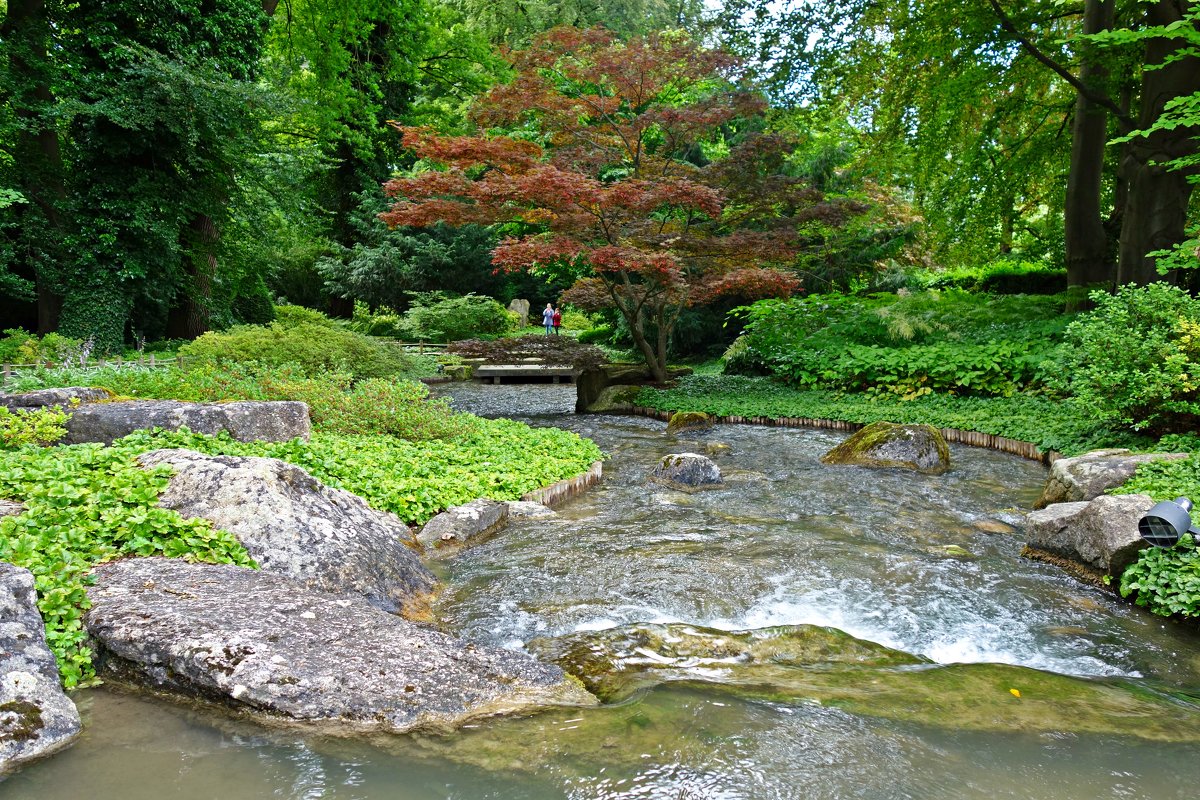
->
[7,384,1200,799]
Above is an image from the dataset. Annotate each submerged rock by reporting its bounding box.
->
[1025,493,1154,576]
[0,563,82,774]
[650,453,722,488]
[1034,449,1188,508]
[521,621,1200,742]
[63,399,311,445]
[820,422,950,474]
[85,559,595,734]
[528,622,926,702]
[0,386,109,410]
[666,411,714,436]
[417,499,509,551]
[139,449,436,617]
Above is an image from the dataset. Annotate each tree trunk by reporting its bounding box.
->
[3,0,67,332]
[166,215,219,339]
[1064,0,1115,290]
[1116,1,1200,286]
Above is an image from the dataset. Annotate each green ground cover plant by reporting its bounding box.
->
[636,375,1137,456]
[0,440,255,687]
[0,419,602,687]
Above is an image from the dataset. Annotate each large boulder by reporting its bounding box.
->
[0,563,81,774]
[507,298,530,328]
[139,449,436,617]
[63,399,310,445]
[417,499,509,551]
[651,453,722,488]
[84,559,595,733]
[575,363,691,413]
[1026,493,1155,576]
[0,386,110,410]
[1034,449,1189,509]
[820,421,950,475]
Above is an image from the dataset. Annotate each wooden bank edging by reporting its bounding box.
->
[627,406,1059,464]
[521,460,604,507]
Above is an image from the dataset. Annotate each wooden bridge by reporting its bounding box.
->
[472,364,577,384]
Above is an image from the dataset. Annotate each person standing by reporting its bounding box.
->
[542,303,554,335]
[552,306,563,335]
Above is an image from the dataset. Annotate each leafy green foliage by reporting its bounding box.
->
[1119,536,1200,620]
[727,290,1071,397]
[1057,283,1200,431]
[178,322,415,380]
[397,293,515,343]
[0,441,256,687]
[0,330,85,365]
[635,375,1135,456]
[0,406,69,449]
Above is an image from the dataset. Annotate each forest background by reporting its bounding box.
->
[1,0,1198,356]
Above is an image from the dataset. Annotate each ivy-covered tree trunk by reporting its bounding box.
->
[1064,0,1115,291]
[1117,1,1200,286]
[2,0,66,333]
[166,214,218,339]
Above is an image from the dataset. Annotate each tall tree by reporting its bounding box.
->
[382,27,845,380]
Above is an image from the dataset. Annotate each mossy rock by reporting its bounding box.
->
[586,384,642,413]
[666,411,715,436]
[820,421,950,475]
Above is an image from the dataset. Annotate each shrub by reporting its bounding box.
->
[0,406,69,448]
[0,329,87,365]
[399,293,514,342]
[179,322,414,380]
[347,301,405,338]
[1058,283,1200,431]
[448,334,608,370]
[272,304,342,329]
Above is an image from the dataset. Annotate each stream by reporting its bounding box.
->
[7,384,1200,799]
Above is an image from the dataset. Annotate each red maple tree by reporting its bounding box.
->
[383,26,851,381]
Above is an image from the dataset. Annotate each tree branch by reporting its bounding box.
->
[986,0,1135,130]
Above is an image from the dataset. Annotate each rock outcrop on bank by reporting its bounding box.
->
[63,400,311,445]
[821,421,951,474]
[140,449,436,616]
[85,559,595,733]
[1026,493,1155,577]
[1034,449,1188,508]
[0,564,81,774]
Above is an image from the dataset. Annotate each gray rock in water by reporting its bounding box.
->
[1026,493,1154,576]
[0,386,109,410]
[1034,449,1188,509]
[417,499,509,551]
[505,500,557,519]
[85,559,595,733]
[821,421,950,475]
[63,400,310,445]
[0,563,82,774]
[139,449,436,617]
[651,453,722,488]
